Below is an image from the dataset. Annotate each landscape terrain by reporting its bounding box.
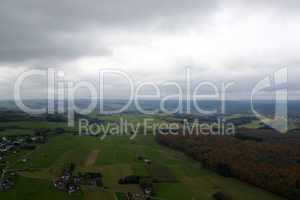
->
[0,101,299,200]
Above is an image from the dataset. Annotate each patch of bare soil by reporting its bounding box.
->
[85,150,99,167]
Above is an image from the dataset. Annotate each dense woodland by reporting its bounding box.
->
[157,129,300,200]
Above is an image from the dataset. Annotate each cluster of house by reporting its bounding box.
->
[0,134,48,192]
[137,155,152,165]
[0,137,23,155]
[53,168,80,194]
[136,155,154,197]
[119,175,154,198]
[126,192,152,200]
[0,178,15,191]
[117,179,153,200]
[0,135,47,160]
[117,155,154,199]
[0,171,17,191]
[53,166,103,195]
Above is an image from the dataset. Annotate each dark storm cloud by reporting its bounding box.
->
[1,0,299,65]
[0,0,220,64]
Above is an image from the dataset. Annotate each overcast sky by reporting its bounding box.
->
[0,0,299,100]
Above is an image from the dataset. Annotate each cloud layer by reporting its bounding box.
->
[0,0,299,99]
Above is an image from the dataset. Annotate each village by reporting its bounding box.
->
[0,115,170,200]
[52,156,156,200]
[0,129,158,200]
[0,128,63,191]
[53,163,102,195]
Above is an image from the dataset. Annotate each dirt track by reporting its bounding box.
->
[85,150,99,166]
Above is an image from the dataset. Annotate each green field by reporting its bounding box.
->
[0,114,284,200]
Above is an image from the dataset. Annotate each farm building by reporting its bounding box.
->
[0,179,14,191]
[79,172,103,187]
[54,164,103,194]
[144,159,151,165]
[53,171,81,194]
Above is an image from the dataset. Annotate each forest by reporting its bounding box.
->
[156,128,300,200]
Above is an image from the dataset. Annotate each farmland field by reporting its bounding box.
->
[0,114,283,200]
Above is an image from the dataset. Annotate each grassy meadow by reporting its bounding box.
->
[0,114,283,200]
